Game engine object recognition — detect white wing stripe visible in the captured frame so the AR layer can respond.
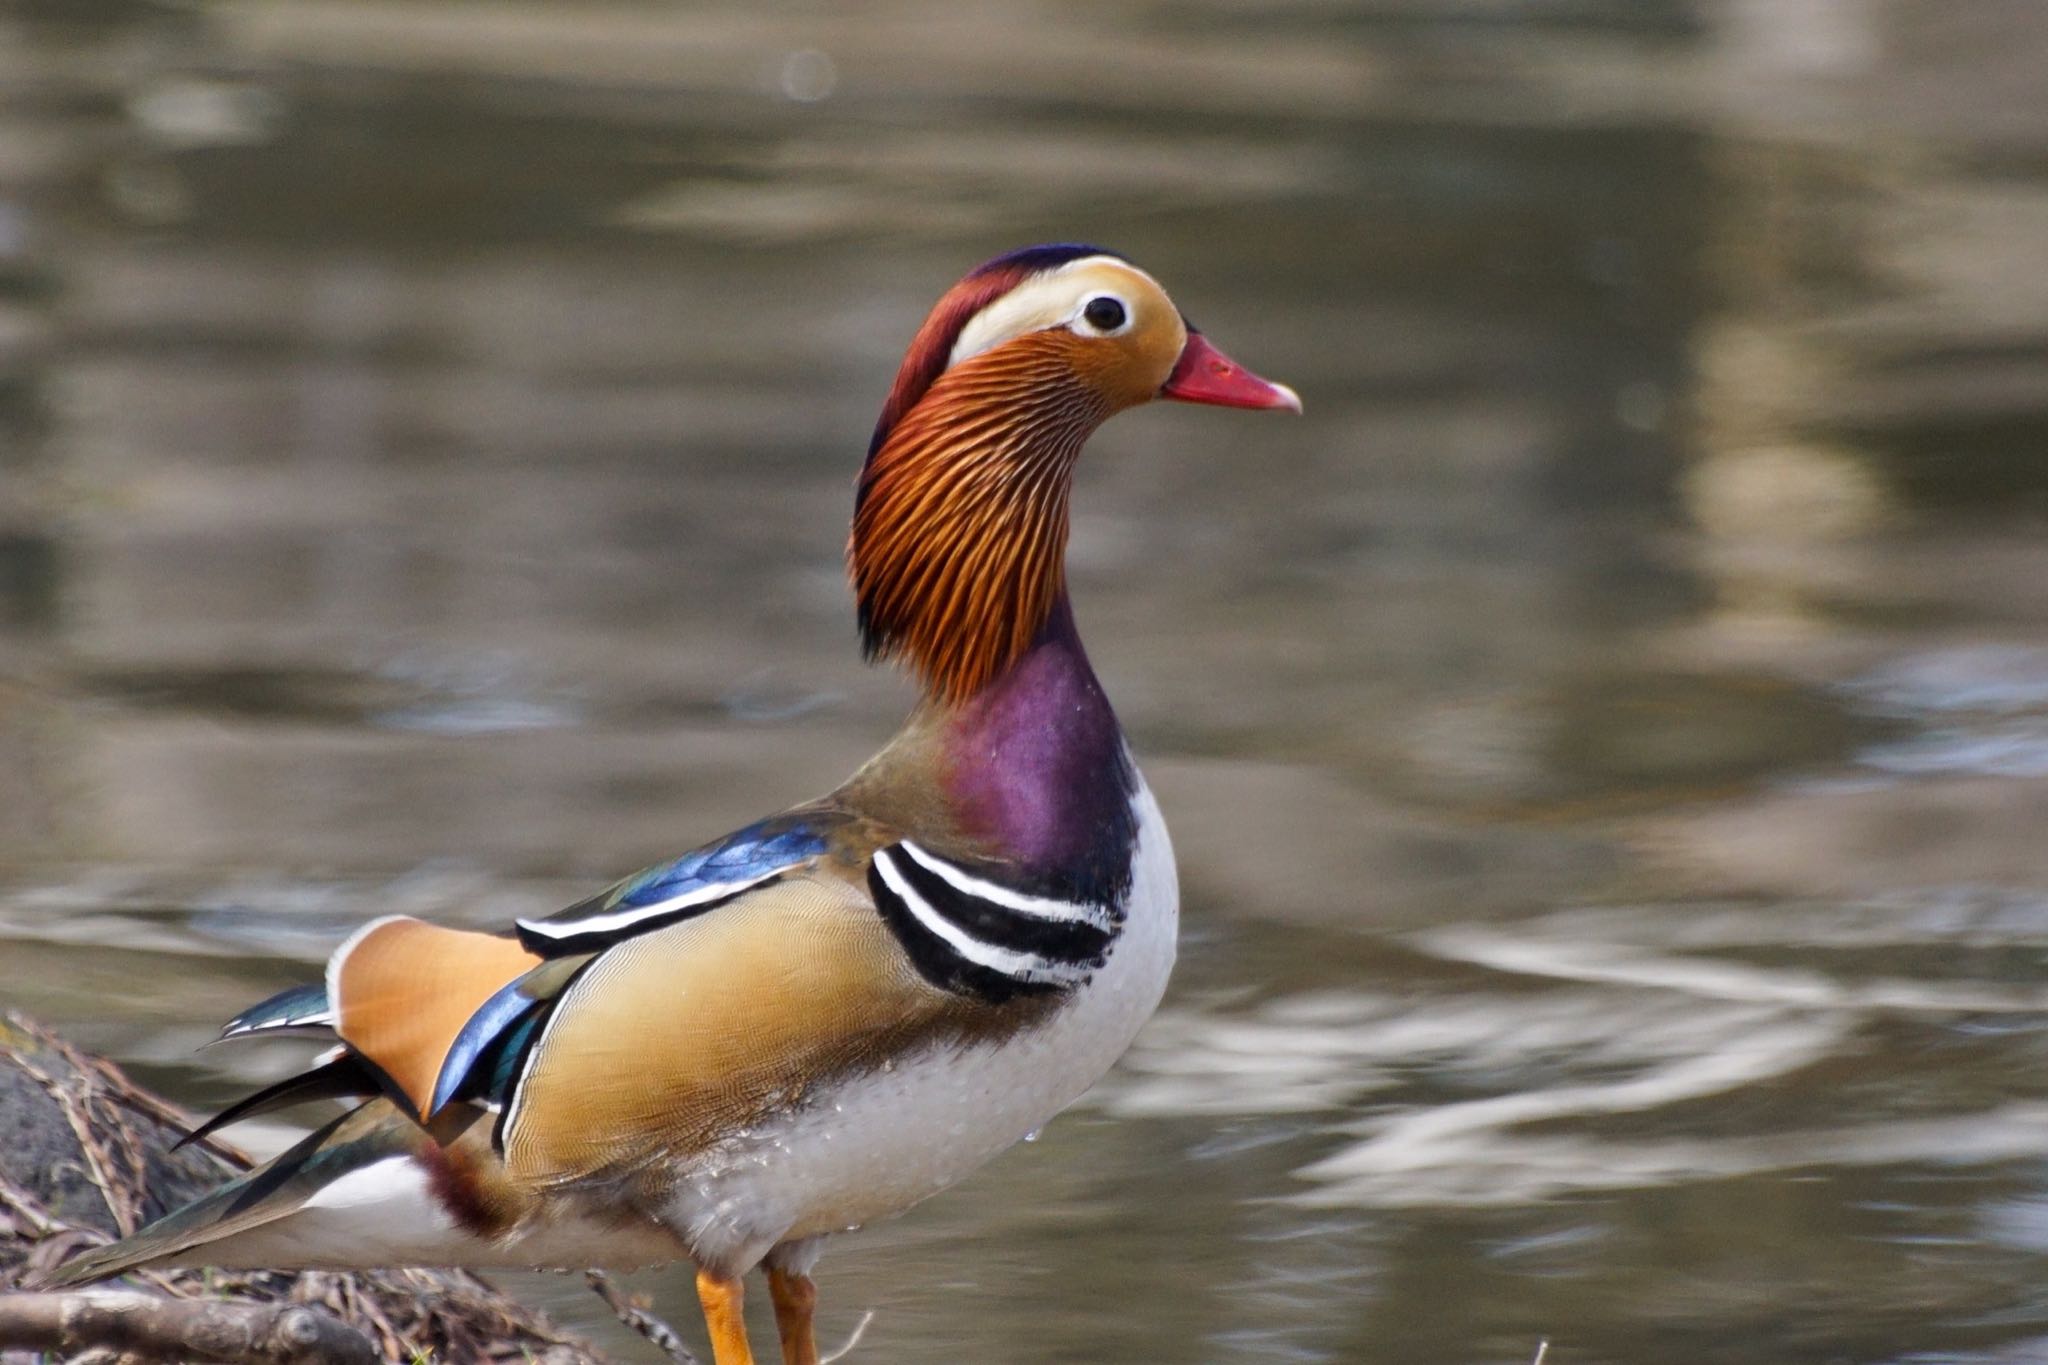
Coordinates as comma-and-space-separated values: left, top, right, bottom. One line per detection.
895, 841, 1118, 929
516, 869, 782, 942
873, 852, 1093, 984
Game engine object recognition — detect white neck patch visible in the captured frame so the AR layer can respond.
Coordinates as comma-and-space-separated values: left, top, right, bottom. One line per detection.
946, 256, 1165, 369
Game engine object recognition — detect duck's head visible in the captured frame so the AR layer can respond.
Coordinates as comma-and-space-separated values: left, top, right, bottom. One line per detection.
853, 243, 1298, 704
865, 244, 1299, 456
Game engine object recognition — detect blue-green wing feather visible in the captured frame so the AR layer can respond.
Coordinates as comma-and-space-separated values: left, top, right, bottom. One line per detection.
513, 815, 829, 954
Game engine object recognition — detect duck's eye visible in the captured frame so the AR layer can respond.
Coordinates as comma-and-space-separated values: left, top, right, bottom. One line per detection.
1081, 296, 1128, 332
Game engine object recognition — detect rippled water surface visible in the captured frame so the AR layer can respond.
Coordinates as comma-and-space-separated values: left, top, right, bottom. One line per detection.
7, 4, 2048, 1362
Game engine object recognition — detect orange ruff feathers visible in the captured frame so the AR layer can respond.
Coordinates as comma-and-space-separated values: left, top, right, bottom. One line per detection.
852, 333, 1105, 703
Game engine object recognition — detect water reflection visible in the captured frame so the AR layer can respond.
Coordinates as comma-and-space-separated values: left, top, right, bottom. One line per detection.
6, 3, 2048, 1362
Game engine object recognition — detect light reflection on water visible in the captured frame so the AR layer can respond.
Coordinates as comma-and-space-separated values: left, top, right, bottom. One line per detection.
6, 3, 2048, 1363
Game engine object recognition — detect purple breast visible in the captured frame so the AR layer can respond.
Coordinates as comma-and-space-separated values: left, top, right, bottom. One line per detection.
940, 601, 1137, 898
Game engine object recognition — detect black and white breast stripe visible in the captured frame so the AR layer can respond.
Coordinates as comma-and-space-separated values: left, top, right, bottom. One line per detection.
869, 841, 1121, 1005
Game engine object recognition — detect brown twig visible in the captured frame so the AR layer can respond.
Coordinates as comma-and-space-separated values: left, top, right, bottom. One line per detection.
0, 1166, 59, 1237
9, 1049, 143, 1237
0, 1288, 379, 1364
586, 1269, 700, 1364
85, 1050, 251, 1169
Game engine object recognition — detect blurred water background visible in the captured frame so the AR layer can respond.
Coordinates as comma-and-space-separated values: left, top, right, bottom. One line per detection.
6, 2, 2048, 1361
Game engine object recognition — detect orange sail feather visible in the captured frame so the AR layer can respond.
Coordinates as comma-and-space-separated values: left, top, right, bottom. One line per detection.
328, 917, 542, 1118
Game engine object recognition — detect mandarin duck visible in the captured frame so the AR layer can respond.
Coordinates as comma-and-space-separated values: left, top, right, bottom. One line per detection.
48, 244, 1299, 1364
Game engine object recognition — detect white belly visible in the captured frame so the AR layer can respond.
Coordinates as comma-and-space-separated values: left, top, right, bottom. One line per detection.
664, 774, 1178, 1274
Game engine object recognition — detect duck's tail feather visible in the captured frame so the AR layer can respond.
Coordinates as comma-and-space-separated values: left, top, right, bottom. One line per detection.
171, 1053, 380, 1153
216, 981, 336, 1041
41, 1099, 462, 1287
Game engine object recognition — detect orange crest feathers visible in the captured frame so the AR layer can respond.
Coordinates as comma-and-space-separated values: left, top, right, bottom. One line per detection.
869, 266, 1034, 461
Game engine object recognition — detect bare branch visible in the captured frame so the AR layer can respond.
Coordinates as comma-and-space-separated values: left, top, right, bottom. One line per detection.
586, 1269, 700, 1365
0, 1289, 378, 1364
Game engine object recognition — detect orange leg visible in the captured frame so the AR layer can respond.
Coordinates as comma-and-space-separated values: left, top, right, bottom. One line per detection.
767, 1266, 820, 1365
696, 1267, 757, 1365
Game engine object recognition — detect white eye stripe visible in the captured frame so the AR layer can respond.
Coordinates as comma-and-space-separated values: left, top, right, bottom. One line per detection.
946, 255, 1161, 367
